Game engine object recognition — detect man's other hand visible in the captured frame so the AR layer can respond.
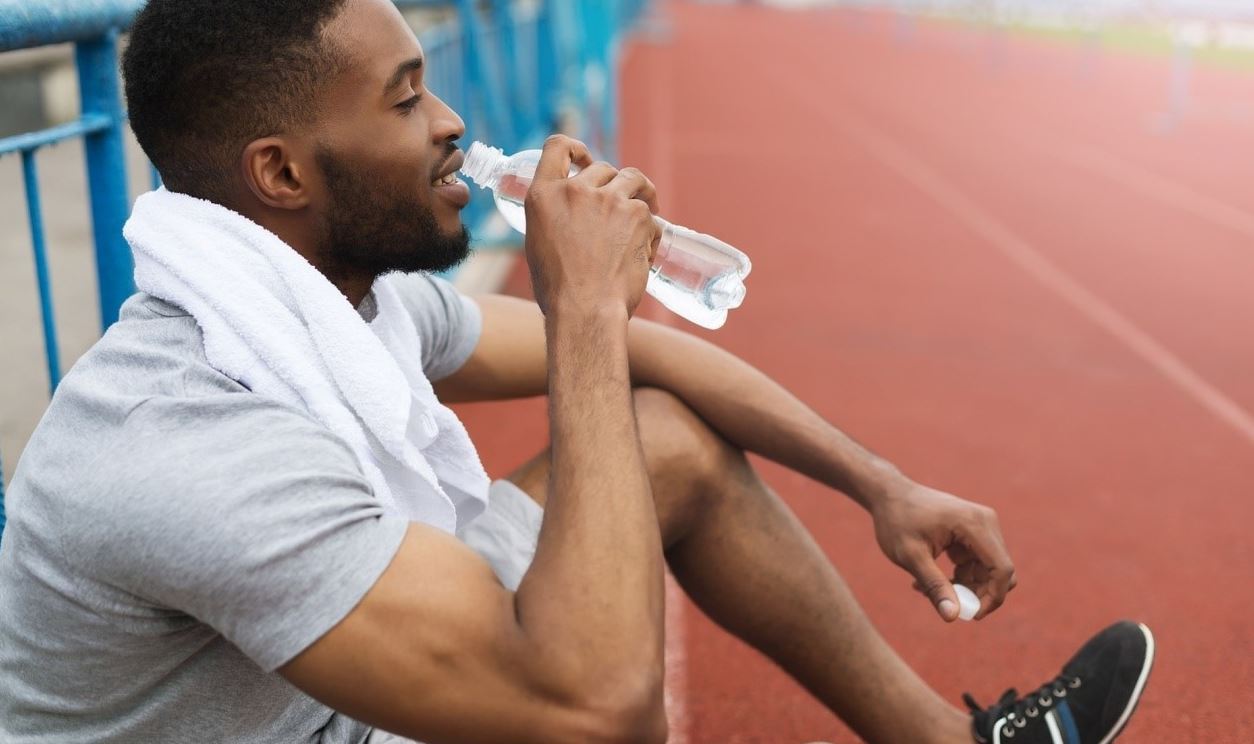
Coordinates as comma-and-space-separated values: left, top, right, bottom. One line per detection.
870, 482, 1018, 622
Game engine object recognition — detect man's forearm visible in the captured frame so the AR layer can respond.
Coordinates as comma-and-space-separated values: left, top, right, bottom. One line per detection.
628, 320, 909, 510
440, 294, 906, 509
513, 305, 665, 703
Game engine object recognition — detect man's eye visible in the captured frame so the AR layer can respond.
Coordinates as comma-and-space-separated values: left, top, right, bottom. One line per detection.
397, 94, 422, 113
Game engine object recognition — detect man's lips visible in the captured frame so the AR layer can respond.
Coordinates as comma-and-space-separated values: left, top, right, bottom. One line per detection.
433, 149, 465, 182
434, 180, 470, 208
430, 149, 470, 209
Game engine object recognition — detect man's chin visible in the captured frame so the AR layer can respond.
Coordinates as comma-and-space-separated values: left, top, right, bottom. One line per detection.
417, 227, 473, 274
437, 216, 466, 239
431, 249, 471, 275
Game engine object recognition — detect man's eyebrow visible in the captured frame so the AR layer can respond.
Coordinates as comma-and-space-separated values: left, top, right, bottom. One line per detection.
383, 57, 424, 95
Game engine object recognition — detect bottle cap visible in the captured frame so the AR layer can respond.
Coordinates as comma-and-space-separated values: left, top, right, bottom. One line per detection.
953, 584, 980, 621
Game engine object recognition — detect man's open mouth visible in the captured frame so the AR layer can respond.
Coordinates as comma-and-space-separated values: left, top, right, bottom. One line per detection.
431, 149, 466, 188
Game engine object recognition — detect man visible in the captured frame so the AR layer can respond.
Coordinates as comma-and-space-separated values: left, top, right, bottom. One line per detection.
0, 0, 1153, 742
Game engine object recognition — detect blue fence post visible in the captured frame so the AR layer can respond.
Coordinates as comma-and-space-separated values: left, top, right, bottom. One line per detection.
20, 151, 62, 396
536, 2, 560, 132
603, 0, 618, 163
548, 0, 578, 102
76, 30, 134, 331
574, 0, 612, 159
455, 0, 514, 150
490, 0, 526, 145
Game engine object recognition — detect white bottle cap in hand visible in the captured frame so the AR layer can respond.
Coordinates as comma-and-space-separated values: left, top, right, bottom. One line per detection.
953, 584, 980, 621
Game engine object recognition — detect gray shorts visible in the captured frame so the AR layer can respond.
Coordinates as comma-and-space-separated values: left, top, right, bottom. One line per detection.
366, 479, 544, 744
456, 478, 545, 591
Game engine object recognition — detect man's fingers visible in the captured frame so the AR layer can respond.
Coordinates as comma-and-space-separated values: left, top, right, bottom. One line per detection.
534, 134, 592, 182
605, 167, 662, 264
903, 547, 960, 622
605, 167, 660, 214
574, 161, 619, 187
958, 512, 1016, 618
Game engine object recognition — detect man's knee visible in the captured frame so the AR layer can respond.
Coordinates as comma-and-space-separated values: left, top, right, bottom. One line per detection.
631, 387, 744, 493
505, 387, 748, 515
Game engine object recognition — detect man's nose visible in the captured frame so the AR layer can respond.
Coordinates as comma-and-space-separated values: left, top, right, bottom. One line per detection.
430, 92, 465, 143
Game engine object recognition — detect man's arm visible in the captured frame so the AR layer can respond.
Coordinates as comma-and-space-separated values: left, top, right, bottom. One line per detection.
281, 136, 668, 742
282, 311, 663, 743
436, 294, 1016, 622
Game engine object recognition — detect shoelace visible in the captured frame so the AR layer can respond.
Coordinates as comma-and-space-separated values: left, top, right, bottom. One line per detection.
964, 673, 1084, 739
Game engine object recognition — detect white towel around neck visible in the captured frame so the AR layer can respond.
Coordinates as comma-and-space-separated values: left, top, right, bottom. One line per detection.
123, 187, 489, 533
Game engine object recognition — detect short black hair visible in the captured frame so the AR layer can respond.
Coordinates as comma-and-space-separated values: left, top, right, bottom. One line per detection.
123, 0, 350, 203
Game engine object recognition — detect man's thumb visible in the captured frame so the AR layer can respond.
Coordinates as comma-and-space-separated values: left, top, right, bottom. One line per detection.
909, 554, 959, 622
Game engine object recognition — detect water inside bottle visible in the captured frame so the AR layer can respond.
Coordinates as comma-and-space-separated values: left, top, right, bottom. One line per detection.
644, 223, 747, 329
646, 271, 729, 329
492, 174, 532, 233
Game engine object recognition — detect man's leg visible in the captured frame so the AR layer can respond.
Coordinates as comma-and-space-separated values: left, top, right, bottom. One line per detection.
504, 387, 971, 744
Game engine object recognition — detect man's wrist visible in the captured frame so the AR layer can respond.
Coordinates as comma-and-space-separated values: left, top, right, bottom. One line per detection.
545, 298, 630, 337
851, 457, 913, 513
544, 300, 631, 388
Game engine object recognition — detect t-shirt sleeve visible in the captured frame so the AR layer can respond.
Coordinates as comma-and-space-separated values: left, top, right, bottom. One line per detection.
64, 395, 410, 672
383, 271, 483, 382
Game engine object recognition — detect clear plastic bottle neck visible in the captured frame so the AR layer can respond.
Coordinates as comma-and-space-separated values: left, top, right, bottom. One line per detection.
461, 142, 507, 191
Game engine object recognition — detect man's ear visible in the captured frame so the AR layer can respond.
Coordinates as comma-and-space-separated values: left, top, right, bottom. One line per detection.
240, 137, 312, 210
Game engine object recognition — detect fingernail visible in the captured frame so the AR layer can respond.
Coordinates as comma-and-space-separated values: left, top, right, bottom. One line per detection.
939, 599, 957, 618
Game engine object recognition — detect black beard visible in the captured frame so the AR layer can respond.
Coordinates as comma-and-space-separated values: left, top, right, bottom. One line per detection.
315, 146, 471, 280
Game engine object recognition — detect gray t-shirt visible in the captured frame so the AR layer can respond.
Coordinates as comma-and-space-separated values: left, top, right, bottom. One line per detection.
0, 272, 482, 743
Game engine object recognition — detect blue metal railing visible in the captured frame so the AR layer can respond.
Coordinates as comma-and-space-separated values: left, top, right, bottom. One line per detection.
0, 0, 651, 542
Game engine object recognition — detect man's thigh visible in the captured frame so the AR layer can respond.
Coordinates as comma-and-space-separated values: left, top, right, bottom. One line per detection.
502, 448, 550, 507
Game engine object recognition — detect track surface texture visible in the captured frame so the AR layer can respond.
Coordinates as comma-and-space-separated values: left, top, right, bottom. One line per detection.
453, 4, 1254, 742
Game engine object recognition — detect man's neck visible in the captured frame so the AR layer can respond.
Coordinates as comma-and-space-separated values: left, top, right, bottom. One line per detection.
323, 272, 375, 309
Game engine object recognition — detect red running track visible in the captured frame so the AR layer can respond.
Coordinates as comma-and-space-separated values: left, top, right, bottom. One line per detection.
454, 4, 1254, 741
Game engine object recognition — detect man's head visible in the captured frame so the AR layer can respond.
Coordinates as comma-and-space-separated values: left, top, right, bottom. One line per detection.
123, 0, 473, 293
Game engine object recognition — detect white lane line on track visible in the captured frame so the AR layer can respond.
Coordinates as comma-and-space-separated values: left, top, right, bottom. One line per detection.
1064, 145, 1254, 241
831, 113, 1254, 448
663, 573, 689, 744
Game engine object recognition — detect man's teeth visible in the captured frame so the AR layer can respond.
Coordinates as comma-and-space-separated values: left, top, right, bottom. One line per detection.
433, 172, 459, 187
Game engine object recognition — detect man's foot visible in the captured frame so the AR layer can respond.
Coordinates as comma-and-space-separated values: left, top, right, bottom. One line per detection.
965, 621, 1155, 744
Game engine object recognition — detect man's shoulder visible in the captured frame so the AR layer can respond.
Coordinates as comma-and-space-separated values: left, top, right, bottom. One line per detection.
78, 292, 241, 394
13, 293, 363, 522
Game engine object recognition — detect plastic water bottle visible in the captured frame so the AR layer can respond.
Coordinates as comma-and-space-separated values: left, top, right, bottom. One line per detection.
460, 141, 751, 330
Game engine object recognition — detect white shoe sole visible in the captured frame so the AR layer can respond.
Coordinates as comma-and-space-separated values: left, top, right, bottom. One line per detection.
1096, 622, 1155, 744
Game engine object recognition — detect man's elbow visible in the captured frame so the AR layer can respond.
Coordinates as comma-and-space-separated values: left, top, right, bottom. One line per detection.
581, 672, 668, 744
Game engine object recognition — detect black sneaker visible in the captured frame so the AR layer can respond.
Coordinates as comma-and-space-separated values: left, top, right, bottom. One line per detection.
966, 621, 1155, 744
